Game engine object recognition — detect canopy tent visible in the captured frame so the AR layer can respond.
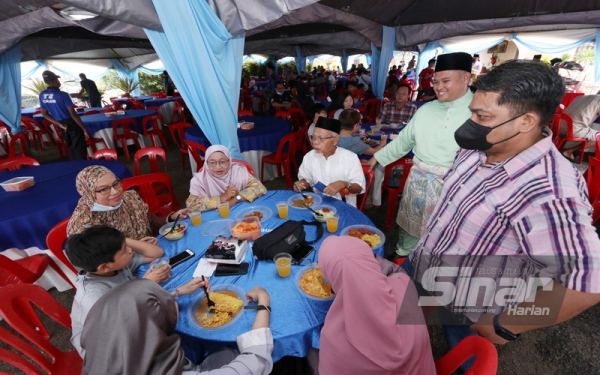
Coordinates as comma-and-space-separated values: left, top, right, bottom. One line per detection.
3, 0, 600, 145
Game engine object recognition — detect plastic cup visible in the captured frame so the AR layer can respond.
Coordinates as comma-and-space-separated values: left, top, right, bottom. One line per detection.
375, 119, 382, 126
218, 203, 230, 218
274, 253, 292, 277
150, 258, 170, 281
276, 202, 289, 219
359, 128, 366, 135
190, 211, 202, 226
326, 216, 339, 233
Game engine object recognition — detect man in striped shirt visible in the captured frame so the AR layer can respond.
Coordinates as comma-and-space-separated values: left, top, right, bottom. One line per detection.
405, 60, 600, 356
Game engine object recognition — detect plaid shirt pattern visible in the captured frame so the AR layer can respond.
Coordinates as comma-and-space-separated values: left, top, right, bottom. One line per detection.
376, 101, 418, 124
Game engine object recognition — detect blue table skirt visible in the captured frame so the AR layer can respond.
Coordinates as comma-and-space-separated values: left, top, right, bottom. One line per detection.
185, 116, 291, 154
0, 160, 131, 250
144, 98, 177, 107
137, 190, 382, 363
81, 109, 157, 135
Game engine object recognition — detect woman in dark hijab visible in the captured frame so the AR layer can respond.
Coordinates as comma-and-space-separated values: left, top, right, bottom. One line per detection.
81, 279, 273, 375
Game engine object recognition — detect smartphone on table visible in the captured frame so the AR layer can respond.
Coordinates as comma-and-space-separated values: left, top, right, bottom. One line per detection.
169, 249, 195, 268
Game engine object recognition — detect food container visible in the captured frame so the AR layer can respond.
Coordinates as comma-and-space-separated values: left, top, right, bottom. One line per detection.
370, 125, 381, 134
159, 221, 188, 241
295, 264, 335, 301
340, 224, 386, 252
188, 284, 246, 331
116, 110, 125, 115
104, 112, 117, 117
240, 122, 254, 130
201, 219, 234, 236
1, 176, 35, 192
310, 204, 337, 222
231, 216, 261, 241
234, 205, 273, 222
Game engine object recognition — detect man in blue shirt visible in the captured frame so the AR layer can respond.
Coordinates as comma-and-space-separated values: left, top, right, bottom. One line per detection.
39, 70, 89, 160
162, 71, 174, 96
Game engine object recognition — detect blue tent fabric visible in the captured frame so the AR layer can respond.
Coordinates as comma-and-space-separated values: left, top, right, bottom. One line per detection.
341, 49, 348, 73
512, 32, 595, 54
370, 26, 395, 99
307, 56, 315, 66
295, 46, 306, 74
145, 0, 243, 159
414, 40, 440, 88
365, 54, 372, 66
110, 59, 141, 96
21, 59, 48, 80
0, 43, 22, 134
137, 65, 164, 75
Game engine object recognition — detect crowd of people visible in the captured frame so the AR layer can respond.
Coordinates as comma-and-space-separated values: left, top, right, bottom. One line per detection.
49, 50, 600, 374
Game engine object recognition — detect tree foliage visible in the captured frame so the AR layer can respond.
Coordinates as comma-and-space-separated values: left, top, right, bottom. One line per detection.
139, 72, 165, 95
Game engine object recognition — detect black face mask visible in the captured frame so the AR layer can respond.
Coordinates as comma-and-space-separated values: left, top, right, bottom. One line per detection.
454, 114, 525, 151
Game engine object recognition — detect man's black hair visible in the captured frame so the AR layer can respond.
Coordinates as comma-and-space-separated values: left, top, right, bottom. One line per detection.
474, 60, 565, 126
397, 83, 412, 95
275, 81, 284, 87
79, 73, 86, 79
309, 103, 327, 119
347, 81, 357, 88
66, 226, 126, 272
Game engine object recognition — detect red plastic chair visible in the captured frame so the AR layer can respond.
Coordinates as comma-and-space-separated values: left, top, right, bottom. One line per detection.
134, 147, 167, 176
233, 159, 255, 176
82, 110, 99, 116
142, 114, 170, 150
92, 149, 118, 161
122, 173, 180, 216
0, 283, 82, 374
169, 122, 192, 170
288, 108, 308, 132
328, 109, 337, 118
0, 254, 75, 290
46, 217, 78, 275
100, 108, 116, 113
0, 156, 40, 172
362, 98, 382, 123
112, 118, 142, 160
595, 133, 600, 159
0, 121, 12, 152
275, 111, 292, 120
261, 132, 297, 189
21, 116, 49, 151
43, 120, 69, 159
171, 105, 186, 124
238, 110, 254, 117
127, 99, 145, 109
435, 336, 498, 375
382, 158, 413, 228
587, 156, 600, 224
9, 131, 30, 157
356, 164, 375, 212
553, 112, 587, 164
86, 137, 109, 159
184, 139, 207, 172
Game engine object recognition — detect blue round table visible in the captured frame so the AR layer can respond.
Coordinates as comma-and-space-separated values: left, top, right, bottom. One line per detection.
185, 116, 290, 154
112, 96, 156, 103
80, 109, 156, 135
137, 190, 383, 363
144, 98, 177, 107
32, 107, 105, 125
0, 160, 131, 251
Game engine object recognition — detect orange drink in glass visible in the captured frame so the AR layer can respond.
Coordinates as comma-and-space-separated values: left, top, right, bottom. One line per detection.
276, 202, 289, 219
274, 253, 292, 277
326, 216, 339, 233
218, 203, 230, 218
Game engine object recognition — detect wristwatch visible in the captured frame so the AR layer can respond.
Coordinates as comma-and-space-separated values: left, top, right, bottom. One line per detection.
236, 195, 242, 202
346, 182, 352, 191
493, 314, 519, 341
256, 305, 271, 313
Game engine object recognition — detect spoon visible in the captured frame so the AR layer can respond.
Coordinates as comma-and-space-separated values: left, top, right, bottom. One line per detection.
201, 275, 216, 314
302, 203, 323, 217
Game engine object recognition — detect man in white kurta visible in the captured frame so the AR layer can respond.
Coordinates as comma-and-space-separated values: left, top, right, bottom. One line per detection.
297, 117, 366, 207
368, 52, 474, 257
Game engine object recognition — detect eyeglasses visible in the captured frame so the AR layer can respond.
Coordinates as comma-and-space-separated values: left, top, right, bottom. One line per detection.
207, 160, 230, 168
95, 179, 122, 195
310, 135, 335, 143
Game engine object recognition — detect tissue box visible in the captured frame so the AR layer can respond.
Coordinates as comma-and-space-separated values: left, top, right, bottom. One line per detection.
205, 236, 248, 264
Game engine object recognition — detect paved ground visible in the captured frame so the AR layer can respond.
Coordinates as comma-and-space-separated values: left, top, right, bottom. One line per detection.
2, 137, 599, 374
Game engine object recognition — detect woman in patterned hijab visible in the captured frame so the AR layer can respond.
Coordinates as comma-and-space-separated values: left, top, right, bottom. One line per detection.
67, 165, 187, 241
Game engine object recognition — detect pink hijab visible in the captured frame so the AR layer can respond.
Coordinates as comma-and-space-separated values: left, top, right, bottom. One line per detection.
318, 236, 436, 375
189, 145, 249, 197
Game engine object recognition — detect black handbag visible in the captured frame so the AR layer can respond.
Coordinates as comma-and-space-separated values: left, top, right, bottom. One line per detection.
252, 220, 323, 260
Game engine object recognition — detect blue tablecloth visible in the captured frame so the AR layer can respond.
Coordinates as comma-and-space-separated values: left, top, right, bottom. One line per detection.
0, 160, 131, 250
113, 96, 156, 103
137, 190, 382, 363
185, 116, 291, 154
32, 107, 105, 125
80, 109, 156, 135
357, 123, 414, 160
144, 98, 177, 107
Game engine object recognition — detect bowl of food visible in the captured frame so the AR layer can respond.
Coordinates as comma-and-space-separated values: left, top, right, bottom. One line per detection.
116, 110, 125, 115
159, 222, 188, 241
231, 216, 261, 241
340, 224, 385, 251
295, 264, 335, 301
287, 193, 322, 209
188, 284, 246, 330
311, 204, 337, 222
234, 206, 273, 222
240, 122, 254, 130
104, 112, 117, 117
1, 176, 35, 192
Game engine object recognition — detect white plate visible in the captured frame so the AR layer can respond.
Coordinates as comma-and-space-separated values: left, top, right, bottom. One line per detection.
287, 193, 322, 209
340, 224, 386, 250
234, 205, 273, 222
187, 284, 246, 330
295, 264, 335, 301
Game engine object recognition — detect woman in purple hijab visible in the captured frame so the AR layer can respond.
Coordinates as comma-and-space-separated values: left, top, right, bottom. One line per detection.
186, 145, 267, 211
